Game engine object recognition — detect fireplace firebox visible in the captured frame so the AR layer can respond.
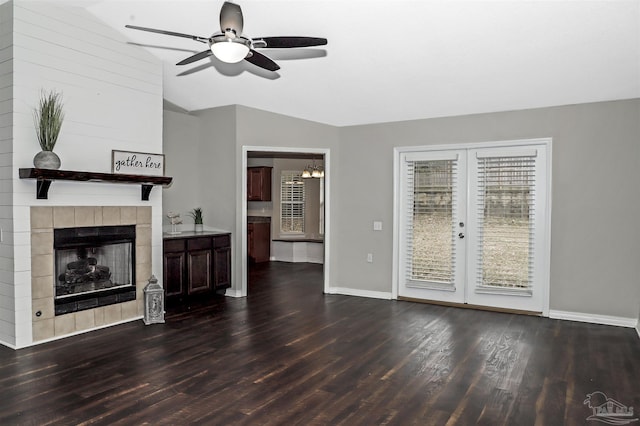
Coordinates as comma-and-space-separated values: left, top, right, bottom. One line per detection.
53, 225, 136, 315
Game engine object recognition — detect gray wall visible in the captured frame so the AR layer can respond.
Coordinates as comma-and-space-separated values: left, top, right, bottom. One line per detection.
163, 106, 238, 234
335, 99, 640, 319
235, 106, 340, 290
163, 105, 339, 295
193, 106, 238, 236
162, 110, 200, 226
163, 99, 640, 320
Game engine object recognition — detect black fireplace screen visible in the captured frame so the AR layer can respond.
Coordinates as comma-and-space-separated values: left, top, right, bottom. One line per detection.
54, 225, 136, 315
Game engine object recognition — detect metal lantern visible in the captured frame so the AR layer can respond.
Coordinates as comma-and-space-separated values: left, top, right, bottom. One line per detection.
143, 275, 165, 325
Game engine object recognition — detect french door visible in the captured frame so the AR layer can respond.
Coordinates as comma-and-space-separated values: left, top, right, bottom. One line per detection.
397, 140, 550, 313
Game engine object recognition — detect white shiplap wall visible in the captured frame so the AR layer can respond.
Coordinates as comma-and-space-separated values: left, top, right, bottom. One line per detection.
4, 1, 163, 348
0, 1, 15, 346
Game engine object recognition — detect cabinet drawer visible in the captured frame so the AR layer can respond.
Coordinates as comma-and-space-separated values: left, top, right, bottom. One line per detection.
164, 239, 185, 252
213, 234, 231, 248
188, 237, 212, 251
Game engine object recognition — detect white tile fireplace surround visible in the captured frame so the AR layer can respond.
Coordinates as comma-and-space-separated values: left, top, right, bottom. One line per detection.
30, 206, 152, 343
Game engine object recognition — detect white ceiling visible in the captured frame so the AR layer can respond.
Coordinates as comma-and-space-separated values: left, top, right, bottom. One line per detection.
87, 0, 640, 127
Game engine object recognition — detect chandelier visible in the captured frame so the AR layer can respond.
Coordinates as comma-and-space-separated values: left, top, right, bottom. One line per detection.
302, 161, 324, 178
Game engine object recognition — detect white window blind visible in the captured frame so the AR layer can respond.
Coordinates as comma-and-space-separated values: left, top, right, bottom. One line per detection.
475, 154, 536, 292
405, 159, 458, 285
281, 171, 305, 234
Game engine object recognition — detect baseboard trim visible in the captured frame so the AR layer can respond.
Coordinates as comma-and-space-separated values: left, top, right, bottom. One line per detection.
0, 340, 18, 350
636, 320, 640, 339
549, 310, 637, 328
224, 289, 243, 298
327, 287, 392, 300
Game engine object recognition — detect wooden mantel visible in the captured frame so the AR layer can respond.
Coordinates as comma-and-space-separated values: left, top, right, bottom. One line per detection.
19, 168, 173, 201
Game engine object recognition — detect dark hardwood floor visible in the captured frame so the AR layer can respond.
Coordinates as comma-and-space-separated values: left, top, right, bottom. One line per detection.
1, 262, 638, 425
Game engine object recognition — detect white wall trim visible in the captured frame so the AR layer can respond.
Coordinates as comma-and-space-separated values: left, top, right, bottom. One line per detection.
0, 341, 18, 350
549, 310, 638, 328
394, 137, 553, 154
636, 318, 639, 339
327, 287, 392, 300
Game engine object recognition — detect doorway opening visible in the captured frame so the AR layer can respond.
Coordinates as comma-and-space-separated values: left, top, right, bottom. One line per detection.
242, 147, 330, 297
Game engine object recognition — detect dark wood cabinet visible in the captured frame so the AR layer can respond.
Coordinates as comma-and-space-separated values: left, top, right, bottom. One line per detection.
163, 238, 187, 298
163, 251, 186, 297
187, 252, 211, 294
247, 167, 272, 201
248, 221, 270, 263
213, 236, 232, 288
163, 233, 231, 306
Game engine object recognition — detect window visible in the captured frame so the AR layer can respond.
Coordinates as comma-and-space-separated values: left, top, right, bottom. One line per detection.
281, 171, 305, 234
474, 153, 536, 291
406, 158, 458, 285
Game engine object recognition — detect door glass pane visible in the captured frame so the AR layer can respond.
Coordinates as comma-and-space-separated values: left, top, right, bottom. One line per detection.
409, 160, 456, 284
477, 156, 535, 289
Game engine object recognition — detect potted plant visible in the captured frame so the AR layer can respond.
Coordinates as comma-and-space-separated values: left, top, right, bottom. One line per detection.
33, 90, 64, 169
189, 207, 203, 232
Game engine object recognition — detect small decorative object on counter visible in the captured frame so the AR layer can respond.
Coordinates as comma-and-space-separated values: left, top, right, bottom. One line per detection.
189, 207, 204, 232
33, 89, 64, 169
167, 211, 182, 234
143, 275, 165, 325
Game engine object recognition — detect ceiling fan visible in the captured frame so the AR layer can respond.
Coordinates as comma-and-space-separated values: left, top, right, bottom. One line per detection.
125, 1, 327, 72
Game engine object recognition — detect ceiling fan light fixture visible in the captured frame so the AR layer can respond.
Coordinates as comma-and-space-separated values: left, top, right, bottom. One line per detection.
125, 0, 327, 72
210, 39, 250, 63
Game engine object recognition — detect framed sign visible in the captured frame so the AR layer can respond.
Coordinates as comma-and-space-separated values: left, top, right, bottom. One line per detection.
112, 150, 165, 176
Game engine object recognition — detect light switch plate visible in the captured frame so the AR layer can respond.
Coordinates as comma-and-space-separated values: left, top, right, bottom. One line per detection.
373, 221, 382, 231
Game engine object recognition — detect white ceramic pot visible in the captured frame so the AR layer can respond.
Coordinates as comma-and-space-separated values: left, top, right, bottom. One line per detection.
33, 150, 61, 169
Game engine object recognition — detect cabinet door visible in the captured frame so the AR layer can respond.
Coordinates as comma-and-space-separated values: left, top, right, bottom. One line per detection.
248, 223, 254, 257
187, 250, 212, 294
251, 222, 270, 263
164, 251, 186, 297
247, 167, 272, 201
247, 168, 263, 201
213, 246, 231, 289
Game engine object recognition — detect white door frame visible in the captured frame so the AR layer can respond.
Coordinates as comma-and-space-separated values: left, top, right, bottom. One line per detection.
392, 138, 552, 316
240, 146, 331, 297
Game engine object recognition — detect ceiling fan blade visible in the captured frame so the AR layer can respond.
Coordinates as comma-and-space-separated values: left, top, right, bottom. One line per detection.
256, 37, 328, 48
125, 25, 209, 43
176, 49, 213, 66
220, 1, 244, 35
245, 50, 280, 72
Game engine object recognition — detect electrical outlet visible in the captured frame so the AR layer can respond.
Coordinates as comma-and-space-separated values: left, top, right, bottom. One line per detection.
367, 253, 373, 263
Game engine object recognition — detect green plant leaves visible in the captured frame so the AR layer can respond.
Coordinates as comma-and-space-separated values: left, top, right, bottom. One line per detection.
33, 90, 64, 151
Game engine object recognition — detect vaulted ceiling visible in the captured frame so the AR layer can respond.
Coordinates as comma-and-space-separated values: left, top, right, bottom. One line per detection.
88, 0, 640, 127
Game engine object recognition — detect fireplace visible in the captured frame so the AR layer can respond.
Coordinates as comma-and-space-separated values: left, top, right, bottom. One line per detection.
54, 225, 136, 315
